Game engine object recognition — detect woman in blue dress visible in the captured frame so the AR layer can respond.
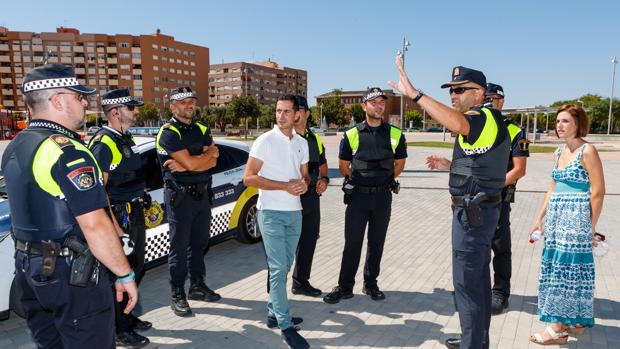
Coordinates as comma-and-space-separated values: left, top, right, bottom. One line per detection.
531, 104, 606, 345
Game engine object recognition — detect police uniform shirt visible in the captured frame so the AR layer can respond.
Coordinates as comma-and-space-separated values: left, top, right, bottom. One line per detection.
89, 126, 145, 202
449, 106, 508, 196
157, 117, 213, 184
506, 120, 530, 172
301, 128, 327, 185
339, 122, 407, 186
14, 120, 107, 217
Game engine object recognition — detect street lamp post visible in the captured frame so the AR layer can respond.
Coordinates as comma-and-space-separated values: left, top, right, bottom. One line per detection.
397, 37, 410, 129
608, 56, 618, 135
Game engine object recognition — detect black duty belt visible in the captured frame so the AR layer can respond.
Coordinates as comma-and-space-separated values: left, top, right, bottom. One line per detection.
452, 193, 502, 207
353, 184, 391, 194
15, 240, 72, 257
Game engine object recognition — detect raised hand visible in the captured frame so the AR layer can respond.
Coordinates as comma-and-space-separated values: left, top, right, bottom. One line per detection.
388, 54, 418, 99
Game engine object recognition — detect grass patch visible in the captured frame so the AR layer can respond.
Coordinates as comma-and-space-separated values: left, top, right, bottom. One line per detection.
408, 141, 557, 153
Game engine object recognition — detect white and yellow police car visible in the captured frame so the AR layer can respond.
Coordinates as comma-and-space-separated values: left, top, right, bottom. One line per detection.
0, 136, 260, 320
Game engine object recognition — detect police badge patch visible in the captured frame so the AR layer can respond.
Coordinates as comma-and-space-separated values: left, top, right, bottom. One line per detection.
67, 166, 97, 191
519, 139, 530, 151
122, 145, 132, 158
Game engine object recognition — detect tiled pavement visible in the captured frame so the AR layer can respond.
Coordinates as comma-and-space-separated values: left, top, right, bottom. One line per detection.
1, 139, 619, 349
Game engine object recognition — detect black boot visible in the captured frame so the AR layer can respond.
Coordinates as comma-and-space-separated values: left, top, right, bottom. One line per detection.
188, 277, 221, 302
171, 285, 192, 317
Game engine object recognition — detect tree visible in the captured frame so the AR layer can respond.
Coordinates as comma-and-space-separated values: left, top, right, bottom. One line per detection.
349, 104, 365, 124
321, 89, 346, 127
549, 94, 620, 133
310, 106, 321, 126
137, 102, 161, 126
405, 109, 423, 128
227, 95, 260, 128
259, 103, 276, 129
205, 106, 229, 132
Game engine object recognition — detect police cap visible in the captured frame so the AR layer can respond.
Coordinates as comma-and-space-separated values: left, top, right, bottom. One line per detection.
101, 88, 144, 107
363, 87, 388, 103
485, 83, 504, 99
440, 66, 487, 89
22, 64, 97, 95
170, 87, 197, 101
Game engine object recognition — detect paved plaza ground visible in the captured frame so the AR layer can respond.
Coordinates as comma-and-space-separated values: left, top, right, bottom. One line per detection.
1, 134, 619, 348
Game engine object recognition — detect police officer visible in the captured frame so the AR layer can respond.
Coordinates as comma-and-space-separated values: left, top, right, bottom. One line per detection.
156, 86, 220, 317
291, 95, 328, 297
390, 58, 509, 349
1, 64, 138, 347
89, 88, 151, 347
426, 84, 529, 317
484, 83, 529, 315
323, 87, 407, 304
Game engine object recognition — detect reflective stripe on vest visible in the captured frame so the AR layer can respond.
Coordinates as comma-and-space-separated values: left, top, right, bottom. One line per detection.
156, 122, 209, 155
457, 108, 498, 155
346, 125, 402, 154
315, 133, 324, 155
507, 123, 522, 142
32, 138, 102, 198
99, 134, 123, 170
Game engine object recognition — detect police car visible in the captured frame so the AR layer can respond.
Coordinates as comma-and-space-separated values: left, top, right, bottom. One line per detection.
0, 136, 260, 320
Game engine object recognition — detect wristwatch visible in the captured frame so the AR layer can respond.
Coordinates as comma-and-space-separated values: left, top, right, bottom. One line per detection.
412, 89, 424, 103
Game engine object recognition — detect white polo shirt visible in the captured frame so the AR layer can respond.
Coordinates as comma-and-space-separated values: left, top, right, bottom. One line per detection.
249, 126, 309, 211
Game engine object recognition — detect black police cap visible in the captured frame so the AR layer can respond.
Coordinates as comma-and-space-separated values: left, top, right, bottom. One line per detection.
22, 64, 97, 95
440, 66, 487, 89
363, 87, 388, 102
295, 95, 309, 110
102, 88, 144, 106
485, 83, 505, 98
170, 87, 197, 101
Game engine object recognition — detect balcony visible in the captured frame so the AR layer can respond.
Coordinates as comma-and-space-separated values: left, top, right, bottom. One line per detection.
74, 57, 85, 63
0, 56, 9, 62
131, 47, 141, 53
23, 56, 31, 63
60, 57, 72, 64
32, 45, 43, 51
0, 67, 12, 73
131, 59, 141, 65
47, 57, 59, 63
60, 46, 71, 52
97, 47, 105, 53
88, 69, 96, 74
107, 58, 117, 64
75, 68, 86, 74
99, 79, 107, 85
108, 68, 118, 74
2, 89, 13, 95
133, 79, 142, 85
0, 44, 8, 51
73, 46, 84, 53
2, 100, 14, 107
1, 78, 12, 84
15, 78, 23, 84
108, 79, 118, 85
132, 69, 142, 74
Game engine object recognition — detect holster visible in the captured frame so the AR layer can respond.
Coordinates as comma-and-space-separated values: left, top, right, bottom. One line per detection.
63, 236, 96, 288
390, 180, 400, 194
41, 240, 61, 277
503, 184, 516, 203
342, 177, 354, 205
464, 192, 488, 229
166, 180, 186, 208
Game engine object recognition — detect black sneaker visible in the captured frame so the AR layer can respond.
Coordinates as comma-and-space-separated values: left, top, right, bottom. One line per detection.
281, 326, 310, 349
491, 292, 509, 315
116, 330, 150, 348
188, 278, 221, 302
362, 285, 386, 301
323, 286, 353, 304
445, 337, 461, 349
171, 287, 192, 317
267, 315, 304, 329
292, 283, 322, 297
129, 314, 152, 332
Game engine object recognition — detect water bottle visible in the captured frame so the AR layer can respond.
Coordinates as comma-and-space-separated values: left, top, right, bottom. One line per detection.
529, 229, 542, 244
593, 232, 609, 258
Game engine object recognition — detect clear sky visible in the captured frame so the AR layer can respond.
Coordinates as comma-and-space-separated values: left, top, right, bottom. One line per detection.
2, 0, 618, 108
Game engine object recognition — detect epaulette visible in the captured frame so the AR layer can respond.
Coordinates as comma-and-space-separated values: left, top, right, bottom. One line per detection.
49, 134, 74, 150
465, 110, 481, 116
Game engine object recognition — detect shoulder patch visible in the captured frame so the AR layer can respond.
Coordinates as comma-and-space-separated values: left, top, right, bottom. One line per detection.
67, 166, 97, 191
518, 139, 530, 151
465, 110, 481, 115
50, 134, 74, 149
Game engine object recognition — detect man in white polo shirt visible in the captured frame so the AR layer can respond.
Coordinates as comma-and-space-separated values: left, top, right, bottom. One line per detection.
243, 94, 310, 349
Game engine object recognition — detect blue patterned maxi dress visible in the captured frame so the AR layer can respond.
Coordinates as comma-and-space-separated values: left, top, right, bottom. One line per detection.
537, 144, 595, 327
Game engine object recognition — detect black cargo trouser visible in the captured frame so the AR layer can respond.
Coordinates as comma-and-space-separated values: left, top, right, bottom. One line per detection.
338, 190, 392, 291
15, 250, 115, 348
292, 190, 321, 288
491, 201, 512, 298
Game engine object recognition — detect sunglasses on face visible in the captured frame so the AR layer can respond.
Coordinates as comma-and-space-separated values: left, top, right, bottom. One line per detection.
449, 87, 480, 95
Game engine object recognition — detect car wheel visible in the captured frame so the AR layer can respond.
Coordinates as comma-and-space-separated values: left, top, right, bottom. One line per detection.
9, 278, 26, 319
236, 196, 261, 244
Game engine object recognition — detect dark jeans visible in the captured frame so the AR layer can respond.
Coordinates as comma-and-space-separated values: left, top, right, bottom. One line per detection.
15, 251, 115, 348
165, 188, 212, 289
338, 191, 392, 291
292, 190, 321, 288
492, 202, 512, 298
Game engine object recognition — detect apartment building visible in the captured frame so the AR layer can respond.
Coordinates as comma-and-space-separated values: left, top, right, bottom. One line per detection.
0, 26, 209, 113
208, 60, 307, 106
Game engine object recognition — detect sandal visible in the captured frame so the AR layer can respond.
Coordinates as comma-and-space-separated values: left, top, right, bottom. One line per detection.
566, 325, 586, 335
530, 326, 569, 345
